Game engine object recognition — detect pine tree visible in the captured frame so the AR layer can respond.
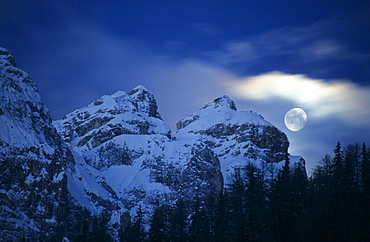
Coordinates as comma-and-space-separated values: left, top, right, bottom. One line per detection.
187, 199, 211, 241
270, 156, 293, 241
169, 200, 187, 242
361, 143, 370, 198
360, 143, 370, 240
149, 204, 171, 242
213, 189, 231, 241
343, 143, 364, 240
331, 142, 345, 240
332, 142, 344, 191
290, 160, 309, 241
121, 205, 146, 241
226, 168, 247, 240
308, 154, 334, 241
279, 156, 293, 240
244, 163, 266, 241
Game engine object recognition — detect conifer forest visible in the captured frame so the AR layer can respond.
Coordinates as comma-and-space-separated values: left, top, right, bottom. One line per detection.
118, 142, 370, 242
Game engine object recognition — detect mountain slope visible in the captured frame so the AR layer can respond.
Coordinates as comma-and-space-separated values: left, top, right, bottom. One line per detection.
0, 47, 74, 240
55, 85, 302, 231
54, 87, 224, 224
176, 95, 290, 182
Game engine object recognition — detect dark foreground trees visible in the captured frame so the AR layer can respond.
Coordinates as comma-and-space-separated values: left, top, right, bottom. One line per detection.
309, 142, 370, 241
121, 142, 370, 241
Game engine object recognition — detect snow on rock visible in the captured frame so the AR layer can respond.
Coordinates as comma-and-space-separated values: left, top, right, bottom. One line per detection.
55, 86, 224, 224
53, 85, 171, 155
0, 48, 53, 148
128, 85, 163, 119
1, 47, 307, 241
0, 47, 75, 241
176, 95, 272, 131
54, 87, 304, 237
176, 95, 291, 183
55, 86, 304, 224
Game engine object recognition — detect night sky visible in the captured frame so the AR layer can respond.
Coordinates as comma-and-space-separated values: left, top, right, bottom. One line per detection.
1, 0, 370, 172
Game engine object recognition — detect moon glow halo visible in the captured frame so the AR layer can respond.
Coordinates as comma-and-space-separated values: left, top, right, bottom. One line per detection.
284, 108, 308, 131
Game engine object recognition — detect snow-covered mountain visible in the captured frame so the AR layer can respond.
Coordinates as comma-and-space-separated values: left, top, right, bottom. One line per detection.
53, 86, 224, 236
53, 86, 299, 235
176, 95, 290, 179
0, 47, 74, 240
0, 47, 306, 241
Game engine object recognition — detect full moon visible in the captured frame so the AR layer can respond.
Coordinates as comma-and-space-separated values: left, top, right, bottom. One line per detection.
284, 108, 308, 131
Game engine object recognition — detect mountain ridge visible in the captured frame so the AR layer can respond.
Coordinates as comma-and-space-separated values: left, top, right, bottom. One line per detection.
0, 47, 306, 241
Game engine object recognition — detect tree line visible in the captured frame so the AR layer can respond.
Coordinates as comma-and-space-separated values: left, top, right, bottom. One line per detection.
117, 142, 370, 241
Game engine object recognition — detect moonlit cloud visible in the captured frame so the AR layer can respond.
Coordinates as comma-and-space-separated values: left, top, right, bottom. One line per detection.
300, 39, 345, 60
229, 71, 370, 125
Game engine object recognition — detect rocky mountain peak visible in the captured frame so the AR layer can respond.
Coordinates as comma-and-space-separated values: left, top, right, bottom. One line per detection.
176, 96, 290, 178
128, 85, 162, 119
176, 95, 271, 132
0, 47, 54, 148
0, 47, 16, 67
54, 86, 170, 154
201, 95, 237, 111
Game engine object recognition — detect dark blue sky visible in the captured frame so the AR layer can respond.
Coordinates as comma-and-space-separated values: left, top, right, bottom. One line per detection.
1, 0, 369, 172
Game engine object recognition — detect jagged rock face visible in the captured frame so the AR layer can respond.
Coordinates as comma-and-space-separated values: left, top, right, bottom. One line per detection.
128, 85, 162, 119
53, 86, 172, 173
0, 47, 74, 241
54, 86, 171, 153
0, 48, 127, 241
54, 86, 224, 230
49, 86, 223, 240
138, 139, 223, 207
176, 95, 290, 180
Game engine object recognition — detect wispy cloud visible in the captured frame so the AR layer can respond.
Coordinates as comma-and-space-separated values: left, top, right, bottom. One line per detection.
300, 39, 345, 60
203, 19, 368, 75
229, 71, 370, 125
